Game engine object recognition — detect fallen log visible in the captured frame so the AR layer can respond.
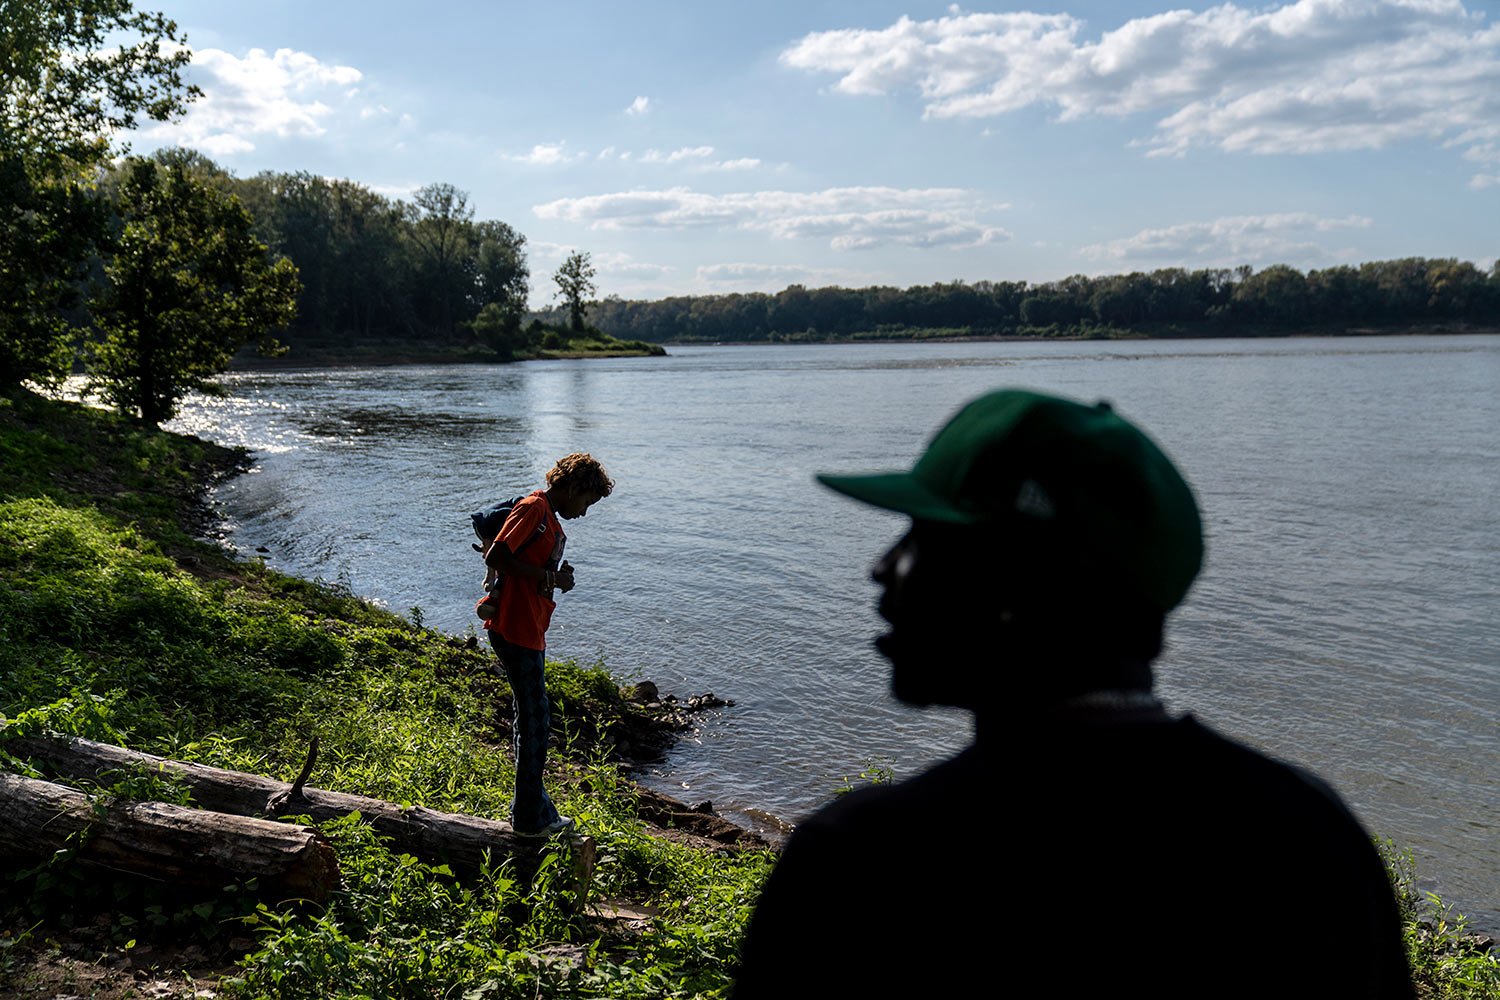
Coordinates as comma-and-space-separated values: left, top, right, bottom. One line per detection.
8, 733, 594, 888
0, 773, 339, 901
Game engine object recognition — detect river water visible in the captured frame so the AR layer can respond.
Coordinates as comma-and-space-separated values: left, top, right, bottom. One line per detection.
168, 334, 1500, 930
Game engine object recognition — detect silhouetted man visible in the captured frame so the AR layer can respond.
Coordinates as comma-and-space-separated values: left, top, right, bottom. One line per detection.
734, 388, 1412, 999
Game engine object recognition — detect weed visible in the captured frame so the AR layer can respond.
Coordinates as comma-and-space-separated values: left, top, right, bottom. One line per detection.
833, 756, 895, 797
1379, 839, 1500, 999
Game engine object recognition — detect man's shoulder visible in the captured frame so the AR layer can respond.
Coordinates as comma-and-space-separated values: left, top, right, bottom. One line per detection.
795, 717, 1368, 841
1169, 715, 1362, 812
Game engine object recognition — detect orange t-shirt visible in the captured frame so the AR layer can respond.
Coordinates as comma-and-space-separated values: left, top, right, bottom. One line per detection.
483, 491, 565, 650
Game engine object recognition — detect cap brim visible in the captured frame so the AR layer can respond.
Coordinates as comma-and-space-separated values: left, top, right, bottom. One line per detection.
815, 472, 978, 523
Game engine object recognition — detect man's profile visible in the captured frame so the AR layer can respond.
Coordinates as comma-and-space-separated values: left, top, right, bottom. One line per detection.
733, 388, 1412, 998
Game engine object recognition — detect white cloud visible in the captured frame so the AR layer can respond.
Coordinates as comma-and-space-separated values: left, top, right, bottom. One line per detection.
365, 181, 421, 201
142, 46, 364, 155
528, 243, 671, 278
782, 1, 1500, 182
640, 146, 716, 163
533, 186, 1009, 251
505, 142, 583, 166
529, 240, 574, 264
625, 95, 652, 116
696, 262, 878, 290
1078, 212, 1374, 267
527, 142, 758, 170
1461, 137, 1500, 187
697, 263, 812, 282
626, 146, 762, 170
593, 251, 675, 278
524, 243, 673, 299
196, 133, 256, 157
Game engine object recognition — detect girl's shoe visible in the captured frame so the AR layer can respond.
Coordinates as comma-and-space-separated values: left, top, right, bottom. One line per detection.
516, 815, 574, 837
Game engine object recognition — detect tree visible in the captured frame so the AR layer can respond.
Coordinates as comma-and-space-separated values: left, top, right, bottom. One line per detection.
406, 182, 474, 337
465, 222, 530, 359
234, 169, 410, 342
553, 251, 597, 331
1231, 264, 1308, 325
0, 158, 100, 386
1, 0, 198, 390
472, 220, 529, 315
88, 158, 300, 428
469, 301, 530, 360
1, 1, 197, 167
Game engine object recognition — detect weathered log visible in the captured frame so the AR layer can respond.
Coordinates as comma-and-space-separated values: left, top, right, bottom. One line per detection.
0, 772, 339, 901
8, 733, 595, 888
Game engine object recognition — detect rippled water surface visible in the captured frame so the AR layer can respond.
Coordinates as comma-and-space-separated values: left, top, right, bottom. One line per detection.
171, 335, 1500, 929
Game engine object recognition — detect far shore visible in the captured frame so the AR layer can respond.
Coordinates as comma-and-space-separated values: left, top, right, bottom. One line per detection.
229, 322, 1499, 370
228, 343, 666, 370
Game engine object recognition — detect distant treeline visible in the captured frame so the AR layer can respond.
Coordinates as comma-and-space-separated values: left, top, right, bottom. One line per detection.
180, 152, 1498, 347
529, 259, 1500, 343
171, 152, 529, 349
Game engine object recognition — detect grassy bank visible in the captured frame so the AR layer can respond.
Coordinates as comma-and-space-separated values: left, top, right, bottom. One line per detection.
0, 389, 769, 998
0, 389, 1495, 998
230, 328, 666, 370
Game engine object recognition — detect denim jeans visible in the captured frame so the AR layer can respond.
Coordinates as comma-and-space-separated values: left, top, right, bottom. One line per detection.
490, 634, 562, 834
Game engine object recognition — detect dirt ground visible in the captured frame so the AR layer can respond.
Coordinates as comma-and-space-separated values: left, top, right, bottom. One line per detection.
1, 936, 233, 1000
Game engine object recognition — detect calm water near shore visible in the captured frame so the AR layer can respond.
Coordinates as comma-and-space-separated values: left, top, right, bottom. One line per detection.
170, 334, 1500, 930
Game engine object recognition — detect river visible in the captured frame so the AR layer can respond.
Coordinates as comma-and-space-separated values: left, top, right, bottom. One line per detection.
168, 333, 1500, 931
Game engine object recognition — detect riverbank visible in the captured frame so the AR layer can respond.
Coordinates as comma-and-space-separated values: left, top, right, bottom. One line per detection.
229, 329, 666, 370
226, 323, 1500, 369
0, 389, 771, 998
1, 388, 1495, 998
686, 319, 1500, 345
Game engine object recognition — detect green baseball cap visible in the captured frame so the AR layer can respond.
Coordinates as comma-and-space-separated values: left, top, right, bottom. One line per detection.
816, 388, 1203, 611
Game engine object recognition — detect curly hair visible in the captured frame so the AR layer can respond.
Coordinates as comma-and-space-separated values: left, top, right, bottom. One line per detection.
546, 452, 614, 498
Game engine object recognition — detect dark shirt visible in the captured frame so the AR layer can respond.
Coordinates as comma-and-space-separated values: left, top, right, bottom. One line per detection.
734, 714, 1413, 999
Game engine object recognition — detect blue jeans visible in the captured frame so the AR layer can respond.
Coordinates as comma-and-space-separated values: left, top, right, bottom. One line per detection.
490, 634, 563, 834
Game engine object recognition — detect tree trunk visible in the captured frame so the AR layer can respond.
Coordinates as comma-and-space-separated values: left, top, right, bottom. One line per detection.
8, 734, 594, 887
0, 772, 339, 900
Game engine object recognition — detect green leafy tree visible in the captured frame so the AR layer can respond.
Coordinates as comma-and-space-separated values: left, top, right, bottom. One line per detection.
472, 219, 528, 313
0, 159, 100, 386
325, 178, 407, 339
464, 220, 530, 357
1, 0, 198, 389
469, 301, 529, 360
234, 169, 411, 342
553, 250, 596, 331
88, 158, 299, 427
406, 182, 474, 337
1232, 264, 1309, 325
1, 0, 197, 167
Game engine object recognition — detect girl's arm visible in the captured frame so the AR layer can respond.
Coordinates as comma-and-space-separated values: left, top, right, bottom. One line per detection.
485, 539, 569, 590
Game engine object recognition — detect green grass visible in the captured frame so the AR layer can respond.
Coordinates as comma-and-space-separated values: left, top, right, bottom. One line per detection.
1379, 841, 1500, 999
527, 324, 668, 360
0, 388, 771, 998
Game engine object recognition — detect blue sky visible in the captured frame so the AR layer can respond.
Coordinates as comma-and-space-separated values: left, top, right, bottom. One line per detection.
132, 0, 1499, 302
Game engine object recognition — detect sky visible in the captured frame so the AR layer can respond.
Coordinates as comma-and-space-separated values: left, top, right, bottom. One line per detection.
129, 0, 1500, 302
